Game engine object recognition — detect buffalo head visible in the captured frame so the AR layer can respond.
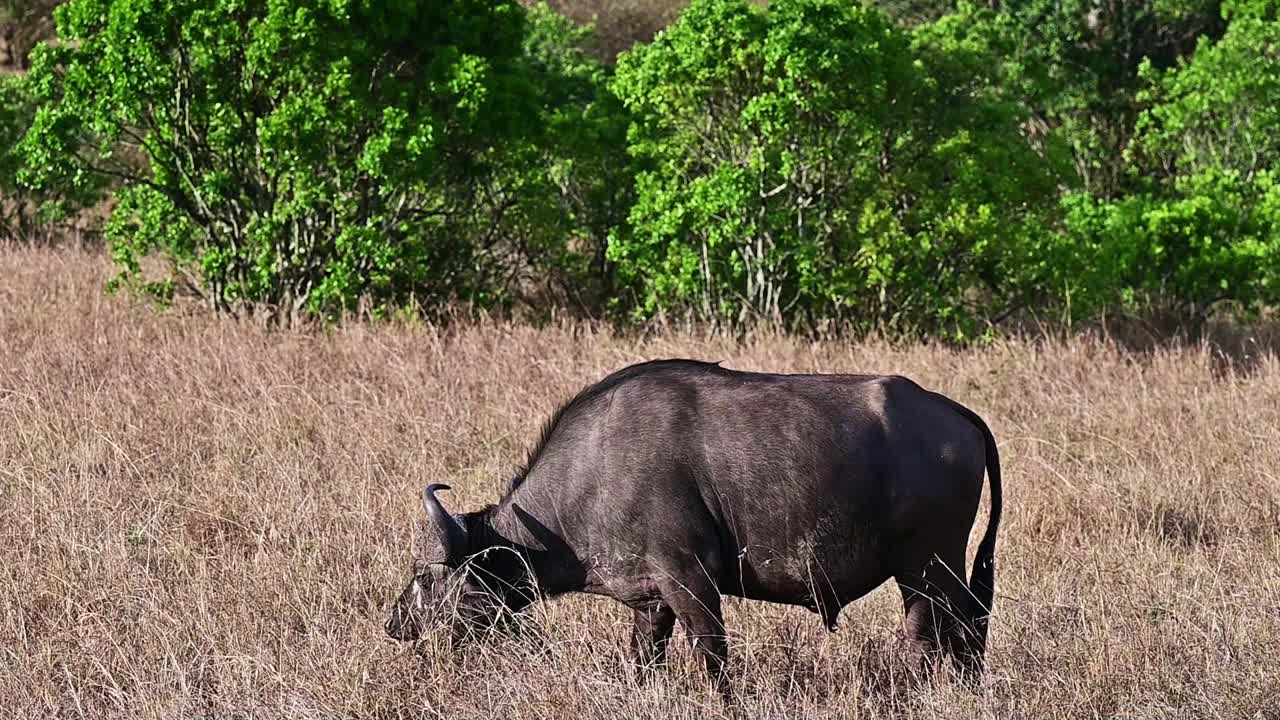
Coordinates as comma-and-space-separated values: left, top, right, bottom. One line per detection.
384, 484, 505, 643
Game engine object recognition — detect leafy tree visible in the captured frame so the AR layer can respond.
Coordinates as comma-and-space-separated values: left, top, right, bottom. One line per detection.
978, 0, 1227, 197
480, 3, 634, 315
19, 0, 552, 322
1056, 0, 1280, 324
1, 75, 39, 239
1135, 0, 1280, 181
1, 73, 101, 243
608, 0, 1064, 335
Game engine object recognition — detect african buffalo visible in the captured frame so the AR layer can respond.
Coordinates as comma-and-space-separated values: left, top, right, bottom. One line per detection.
385, 359, 1002, 691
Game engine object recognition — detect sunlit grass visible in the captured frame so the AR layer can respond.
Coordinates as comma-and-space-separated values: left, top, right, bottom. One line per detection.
2, 244, 1279, 718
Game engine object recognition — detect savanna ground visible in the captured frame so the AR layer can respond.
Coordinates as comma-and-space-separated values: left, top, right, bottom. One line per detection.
2, 244, 1279, 719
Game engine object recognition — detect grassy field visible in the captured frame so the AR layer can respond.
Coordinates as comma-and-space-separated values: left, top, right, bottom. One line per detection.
2, 245, 1279, 719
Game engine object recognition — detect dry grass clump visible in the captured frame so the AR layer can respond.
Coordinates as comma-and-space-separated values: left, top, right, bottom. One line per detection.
2, 244, 1280, 718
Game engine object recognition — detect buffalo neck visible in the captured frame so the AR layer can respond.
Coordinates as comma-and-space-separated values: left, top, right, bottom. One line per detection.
469, 491, 588, 599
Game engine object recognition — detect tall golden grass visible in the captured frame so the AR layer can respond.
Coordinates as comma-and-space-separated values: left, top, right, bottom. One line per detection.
3, 244, 1279, 719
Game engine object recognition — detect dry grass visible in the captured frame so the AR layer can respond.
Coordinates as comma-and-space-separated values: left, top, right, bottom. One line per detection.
3, 244, 1280, 719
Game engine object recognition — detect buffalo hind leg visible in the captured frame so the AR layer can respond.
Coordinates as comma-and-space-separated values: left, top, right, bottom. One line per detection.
630, 604, 677, 672
659, 578, 731, 698
894, 549, 973, 682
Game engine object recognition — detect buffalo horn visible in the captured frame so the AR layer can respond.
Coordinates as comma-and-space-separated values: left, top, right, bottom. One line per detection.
422, 483, 467, 566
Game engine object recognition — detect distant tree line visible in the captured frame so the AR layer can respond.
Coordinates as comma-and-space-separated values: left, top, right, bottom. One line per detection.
4, 0, 1280, 337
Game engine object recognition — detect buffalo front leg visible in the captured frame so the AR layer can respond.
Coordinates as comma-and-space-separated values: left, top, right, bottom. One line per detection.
660, 579, 731, 697
631, 604, 676, 671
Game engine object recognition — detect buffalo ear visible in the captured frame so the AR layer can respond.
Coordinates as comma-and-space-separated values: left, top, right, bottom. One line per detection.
421, 483, 467, 566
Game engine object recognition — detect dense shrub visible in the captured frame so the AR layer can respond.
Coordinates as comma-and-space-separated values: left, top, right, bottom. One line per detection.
974, 0, 1227, 199
608, 0, 1065, 335
1, 73, 101, 244
482, 3, 633, 314
12, 0, 1280, 336
0, 75, 36, 240
18, 0, 564, 322
1054, 0, 1280, 325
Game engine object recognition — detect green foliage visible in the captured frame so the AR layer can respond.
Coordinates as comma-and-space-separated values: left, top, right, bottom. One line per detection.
608, 0, 1064, 335
12, 0, 1280, 337
19, 0, 551, 322
0, 75, 34, 238
1057, 175, 1280, 323
1, 72, 99, 242
479, 3, 633, 313
1056, 5, 1280, 322
975, 0, 1226, 197
1134, 5, 1280, 180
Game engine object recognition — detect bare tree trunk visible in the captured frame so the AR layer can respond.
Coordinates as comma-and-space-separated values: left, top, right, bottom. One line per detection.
2, 24, 17, 70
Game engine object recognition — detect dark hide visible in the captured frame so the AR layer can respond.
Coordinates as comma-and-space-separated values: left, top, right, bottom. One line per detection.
386, 359, 1003, 693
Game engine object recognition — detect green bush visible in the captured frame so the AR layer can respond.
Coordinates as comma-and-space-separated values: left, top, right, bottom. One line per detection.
0, 75, 37, 240
1, 72, 100, 243
14, 0, 1277, 337
480, 3, 634, 314
19, 0, 558, 322
975, 0, 1226, 199
1054, 2, 1280, 325
608, 0, 1065, 336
